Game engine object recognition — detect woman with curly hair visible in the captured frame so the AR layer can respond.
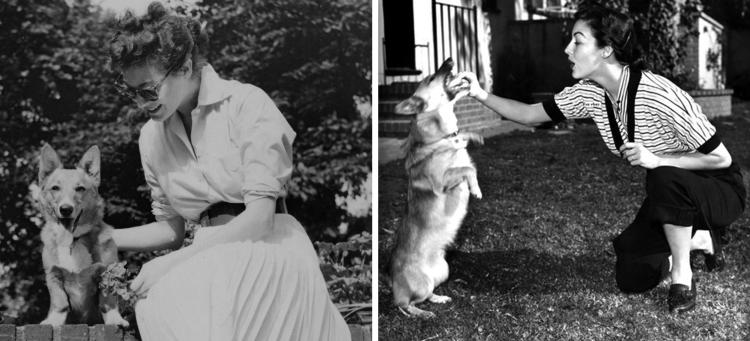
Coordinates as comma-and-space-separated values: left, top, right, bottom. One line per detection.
108, 2, 350, 340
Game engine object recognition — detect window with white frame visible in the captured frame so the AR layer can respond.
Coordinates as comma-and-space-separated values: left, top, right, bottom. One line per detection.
515, 0, 575, 20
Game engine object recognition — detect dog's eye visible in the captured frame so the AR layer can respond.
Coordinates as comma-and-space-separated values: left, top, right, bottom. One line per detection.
75, 186, 86, 192
50, 185, 60, 191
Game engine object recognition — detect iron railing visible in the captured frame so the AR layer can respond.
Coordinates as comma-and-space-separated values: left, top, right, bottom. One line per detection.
432, 0, 479, 74
380, 1, 480, 85
380, 40, 431, 84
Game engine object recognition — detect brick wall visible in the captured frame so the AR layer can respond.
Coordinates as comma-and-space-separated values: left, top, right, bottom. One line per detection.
690, 89, 734, 119
0, 324, 371, 341
0, 325, 132, 341
379, 96, 530, 138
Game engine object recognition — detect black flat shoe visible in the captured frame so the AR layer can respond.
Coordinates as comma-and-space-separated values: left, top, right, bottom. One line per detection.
668, 279, 696, 314
705, 228, 725, 272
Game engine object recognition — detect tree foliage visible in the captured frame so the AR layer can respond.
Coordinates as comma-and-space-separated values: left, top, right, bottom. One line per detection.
0, 0, 371, 323
197, 0, 371, 126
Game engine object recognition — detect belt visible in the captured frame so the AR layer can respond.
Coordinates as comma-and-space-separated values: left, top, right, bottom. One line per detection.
199, 198, 288, 226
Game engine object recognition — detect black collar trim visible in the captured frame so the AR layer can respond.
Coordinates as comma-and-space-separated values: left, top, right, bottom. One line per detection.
605, 67, 641, 150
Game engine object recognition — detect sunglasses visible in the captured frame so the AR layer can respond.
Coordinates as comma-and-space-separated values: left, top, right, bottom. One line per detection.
114, 64, 177, 101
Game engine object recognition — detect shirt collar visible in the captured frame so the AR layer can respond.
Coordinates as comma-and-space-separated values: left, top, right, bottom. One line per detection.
615, 65, 630, 105
161, 64, 231, 155
196, 64, 232, 107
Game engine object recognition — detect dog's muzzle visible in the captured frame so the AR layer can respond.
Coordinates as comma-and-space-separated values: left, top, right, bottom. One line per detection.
57, 205, 81, 231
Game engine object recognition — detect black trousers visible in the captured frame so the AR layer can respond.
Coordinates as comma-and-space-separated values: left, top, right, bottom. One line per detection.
612, 163, 746, 293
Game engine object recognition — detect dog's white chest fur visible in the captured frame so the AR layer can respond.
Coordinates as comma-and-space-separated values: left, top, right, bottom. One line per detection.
53, 232, 92, 272
56, 248, 81, 272
452, 148, 473, 167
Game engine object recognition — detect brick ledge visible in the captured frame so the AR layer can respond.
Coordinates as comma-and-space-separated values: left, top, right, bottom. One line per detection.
532, 88, 735, 100
0, 324, 371, 341
688, 89, 734, 97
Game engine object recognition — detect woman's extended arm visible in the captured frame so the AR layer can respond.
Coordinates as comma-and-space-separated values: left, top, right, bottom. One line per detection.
113, 216, 186, 252
454, 71, 552, 126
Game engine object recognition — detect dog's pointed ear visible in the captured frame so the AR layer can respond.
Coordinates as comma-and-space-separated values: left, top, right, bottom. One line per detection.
39, 144, 63, 185
77, 146, 101, 186
395, 96, 426, 115
436, 58, 454, 75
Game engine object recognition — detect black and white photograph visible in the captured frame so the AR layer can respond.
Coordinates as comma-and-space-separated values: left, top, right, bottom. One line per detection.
0, 0, 371, 340
5, 0, 750, 339
378, 0, 750, 339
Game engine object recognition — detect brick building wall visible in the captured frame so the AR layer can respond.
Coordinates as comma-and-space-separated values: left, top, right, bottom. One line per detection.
691, 89, 734, 118
379, 82, 529, 138
379, 95, 528, 138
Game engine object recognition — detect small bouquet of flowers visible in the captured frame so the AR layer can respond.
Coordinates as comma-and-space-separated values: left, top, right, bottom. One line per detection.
99, 261, 140, 308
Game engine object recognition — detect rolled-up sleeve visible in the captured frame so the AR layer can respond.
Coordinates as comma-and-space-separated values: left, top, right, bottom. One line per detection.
662, 90, 718, 153
138, 133, 179, 221
542, 81, 600, 121
233, 88, 296, 204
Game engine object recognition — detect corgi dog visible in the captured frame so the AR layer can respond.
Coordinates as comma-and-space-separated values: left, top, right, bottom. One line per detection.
37, 144, 128, 327
388, 58, 483, 318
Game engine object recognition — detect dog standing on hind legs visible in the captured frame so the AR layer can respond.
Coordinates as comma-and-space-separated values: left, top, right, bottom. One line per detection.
388, 58, 483, 319
37, 144, 128, 327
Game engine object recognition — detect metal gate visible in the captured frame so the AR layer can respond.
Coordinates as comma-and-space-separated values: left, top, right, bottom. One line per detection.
432, 1, 480, 74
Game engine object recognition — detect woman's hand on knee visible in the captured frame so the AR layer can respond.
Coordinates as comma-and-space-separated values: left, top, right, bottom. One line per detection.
130, 252, 181, 297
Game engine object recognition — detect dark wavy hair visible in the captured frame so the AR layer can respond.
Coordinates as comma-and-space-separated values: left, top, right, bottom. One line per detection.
574, 5, 646, 69
109, 2, 209, 74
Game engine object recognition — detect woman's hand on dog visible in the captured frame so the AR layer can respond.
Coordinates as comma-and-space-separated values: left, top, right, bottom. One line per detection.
451, 72, 488, 101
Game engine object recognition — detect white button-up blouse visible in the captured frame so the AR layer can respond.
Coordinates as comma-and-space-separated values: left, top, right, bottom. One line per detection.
138, 65, 295, 222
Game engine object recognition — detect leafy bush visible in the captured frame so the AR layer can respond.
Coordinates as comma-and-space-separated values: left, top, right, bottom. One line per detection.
288, 116, 372, 239
318, 232, 372, 322
197, 0, 371, 126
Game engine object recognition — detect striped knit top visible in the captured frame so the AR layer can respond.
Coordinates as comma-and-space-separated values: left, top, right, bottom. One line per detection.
542, 65, 721, 157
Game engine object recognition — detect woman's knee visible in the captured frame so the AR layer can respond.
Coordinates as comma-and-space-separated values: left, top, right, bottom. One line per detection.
646, 167, 684, 194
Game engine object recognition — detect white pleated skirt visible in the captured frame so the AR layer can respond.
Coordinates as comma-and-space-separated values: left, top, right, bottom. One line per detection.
135, 214, 350, 341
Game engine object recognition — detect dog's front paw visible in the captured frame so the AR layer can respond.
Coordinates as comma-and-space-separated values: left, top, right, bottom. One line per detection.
103, 310, 129, 327
428, 294, 452, 304
471, 188, 482, 199
472, 134, 484, 145
462, 132, 484, 145
399, 305, 436, 319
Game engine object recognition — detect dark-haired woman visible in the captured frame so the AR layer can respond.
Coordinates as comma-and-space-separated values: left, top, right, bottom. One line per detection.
108, 2, 350, 340
456, 6, 745, 313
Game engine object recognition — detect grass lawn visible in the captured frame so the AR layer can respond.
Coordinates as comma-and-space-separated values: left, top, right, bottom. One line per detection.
378, 102, 750, 340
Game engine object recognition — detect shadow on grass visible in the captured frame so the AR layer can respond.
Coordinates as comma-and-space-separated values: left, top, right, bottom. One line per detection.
445, 248, 616, 296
